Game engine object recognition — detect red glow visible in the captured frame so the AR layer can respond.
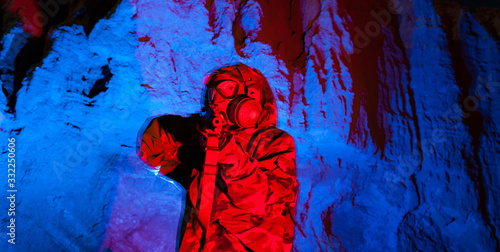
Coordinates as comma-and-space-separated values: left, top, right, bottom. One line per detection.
1, 0, 43, 37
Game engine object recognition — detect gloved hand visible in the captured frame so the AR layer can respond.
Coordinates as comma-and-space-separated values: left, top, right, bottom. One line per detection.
217, 133, 240, 169
216, 128, 254, 175
218, 126, 237, 150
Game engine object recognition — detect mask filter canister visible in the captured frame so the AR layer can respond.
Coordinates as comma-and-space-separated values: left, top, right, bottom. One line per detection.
227, 96, 262, 128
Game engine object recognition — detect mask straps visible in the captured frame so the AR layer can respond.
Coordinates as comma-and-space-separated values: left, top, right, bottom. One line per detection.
198, 128, 220, 248
235, 66, 253, 94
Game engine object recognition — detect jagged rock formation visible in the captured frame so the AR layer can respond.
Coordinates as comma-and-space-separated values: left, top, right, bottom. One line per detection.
1, 0, 498, 251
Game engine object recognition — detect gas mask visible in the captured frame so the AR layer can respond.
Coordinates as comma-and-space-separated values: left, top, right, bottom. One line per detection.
207, 72, 263, 129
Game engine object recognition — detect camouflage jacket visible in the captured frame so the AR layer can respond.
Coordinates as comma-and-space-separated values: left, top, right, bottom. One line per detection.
138, 64, 297, 251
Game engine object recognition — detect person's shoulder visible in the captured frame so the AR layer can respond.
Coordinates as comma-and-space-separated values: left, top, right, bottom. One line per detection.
244, 127, 295, 160
260, 127, 294, 139
249, 127, 295, 148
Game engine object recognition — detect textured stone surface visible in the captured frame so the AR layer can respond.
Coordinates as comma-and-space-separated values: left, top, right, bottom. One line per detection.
0, 0, 498, 251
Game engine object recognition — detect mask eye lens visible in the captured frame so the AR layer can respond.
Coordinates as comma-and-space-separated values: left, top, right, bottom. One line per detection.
216, 80, 238, 98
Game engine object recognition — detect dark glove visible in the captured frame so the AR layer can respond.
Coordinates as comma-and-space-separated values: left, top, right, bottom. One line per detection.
218, 126, 237, 150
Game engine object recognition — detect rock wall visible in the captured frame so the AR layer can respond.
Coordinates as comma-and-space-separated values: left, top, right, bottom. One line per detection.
1, 0, 498, 251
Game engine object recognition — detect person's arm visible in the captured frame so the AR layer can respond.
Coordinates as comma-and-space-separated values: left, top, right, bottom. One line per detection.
217, 129, 298, 251
139, 118, 182, 175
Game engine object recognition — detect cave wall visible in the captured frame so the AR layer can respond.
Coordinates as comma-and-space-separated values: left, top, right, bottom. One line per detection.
0, 0, 499, 251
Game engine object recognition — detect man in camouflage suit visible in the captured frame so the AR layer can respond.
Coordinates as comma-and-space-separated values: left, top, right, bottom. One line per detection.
138, 63, 297, 251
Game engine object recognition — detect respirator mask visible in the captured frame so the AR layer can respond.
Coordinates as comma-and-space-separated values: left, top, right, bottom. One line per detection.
208, 73, 263, 129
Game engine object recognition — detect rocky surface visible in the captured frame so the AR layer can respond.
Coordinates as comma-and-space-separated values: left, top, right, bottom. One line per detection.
0, 0, 498, 251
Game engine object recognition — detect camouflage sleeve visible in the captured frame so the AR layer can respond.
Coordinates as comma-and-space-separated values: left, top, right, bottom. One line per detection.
139, 118, 182, 175
217, 130, 298, 251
